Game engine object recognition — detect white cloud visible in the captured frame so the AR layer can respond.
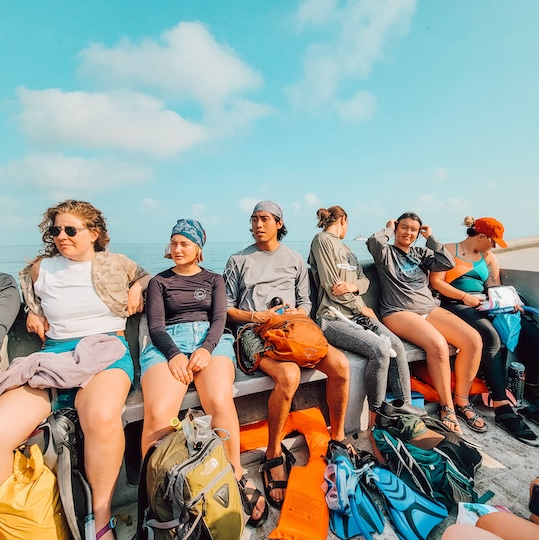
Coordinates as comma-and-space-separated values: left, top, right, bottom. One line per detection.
288, 0, 416, 114
79, 22, 263, 110
335, 91, 377, 123
433, 168, 448, 182
16, 88, 207, 158
140, 198, 164, 213
1, 153, 152, 199
304, 193, 321, 207
238, 198, 259, 213
192, 204, 207, 218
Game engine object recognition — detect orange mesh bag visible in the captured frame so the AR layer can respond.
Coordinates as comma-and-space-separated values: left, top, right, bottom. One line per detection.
253, 314, 328, 369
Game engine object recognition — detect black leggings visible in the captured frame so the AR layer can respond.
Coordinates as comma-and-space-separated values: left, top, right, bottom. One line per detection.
443, 302, 539, 399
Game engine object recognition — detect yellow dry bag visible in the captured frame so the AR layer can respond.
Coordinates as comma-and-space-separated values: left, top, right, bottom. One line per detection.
0, 444, 69, 540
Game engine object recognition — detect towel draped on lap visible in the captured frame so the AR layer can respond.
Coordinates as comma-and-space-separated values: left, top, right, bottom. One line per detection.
0, 334, 126, 395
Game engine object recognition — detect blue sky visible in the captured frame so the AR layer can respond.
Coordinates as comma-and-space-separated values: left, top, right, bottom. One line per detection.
1, 0, 538, 247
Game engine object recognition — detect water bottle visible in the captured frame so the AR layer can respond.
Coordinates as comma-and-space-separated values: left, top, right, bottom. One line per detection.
269, 297, 285, 314
507, 361, 526, 405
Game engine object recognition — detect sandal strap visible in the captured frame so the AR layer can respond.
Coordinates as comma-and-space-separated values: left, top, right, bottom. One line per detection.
259, 455, 284, 473
96, 517, 116, 540
238, 475, 263, 513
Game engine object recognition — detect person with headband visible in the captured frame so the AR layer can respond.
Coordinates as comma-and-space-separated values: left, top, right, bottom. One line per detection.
430, 216, 539, 445
308, 206, 413, 457
367, 212, 483, 435
6, 199, 150, 540
139, 218, 267, 528
224, 201, 350, 510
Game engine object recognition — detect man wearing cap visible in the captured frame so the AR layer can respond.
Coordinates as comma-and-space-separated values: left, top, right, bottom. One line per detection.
224, 201, 350, 509
430, 216, 539, 445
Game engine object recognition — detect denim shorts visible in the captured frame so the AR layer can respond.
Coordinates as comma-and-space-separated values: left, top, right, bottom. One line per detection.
139, 321, 236, 379
43, 334, 134, 411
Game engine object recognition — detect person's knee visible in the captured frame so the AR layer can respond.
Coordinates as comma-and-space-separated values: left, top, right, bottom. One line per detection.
81, 406, 123, 439
424, 336, 449, 362
272, 365, 301, 397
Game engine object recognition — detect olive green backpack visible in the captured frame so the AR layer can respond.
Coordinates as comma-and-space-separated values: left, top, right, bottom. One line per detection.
136, 418, 244, 540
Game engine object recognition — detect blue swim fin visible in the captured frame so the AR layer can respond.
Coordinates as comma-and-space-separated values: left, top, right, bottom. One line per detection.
358, 452, 448, 540
326, 441, 385, 540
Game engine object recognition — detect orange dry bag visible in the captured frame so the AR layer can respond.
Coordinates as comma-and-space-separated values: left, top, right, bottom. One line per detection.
253, 314, 328, 369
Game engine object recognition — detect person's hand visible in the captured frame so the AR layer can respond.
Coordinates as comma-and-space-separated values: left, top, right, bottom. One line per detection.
26, 310, 49, 341
331, 281, 358, 296
516, 304, 524, 314
463, 294, 481, 308
419, 225, 432, 239
386, 219, 397, 229
168, 353, 193, 384
188, 348, 211, 373
127, 282, 144, 315
360, 306, 378, 319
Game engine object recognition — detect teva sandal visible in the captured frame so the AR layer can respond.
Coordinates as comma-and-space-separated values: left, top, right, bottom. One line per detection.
454, 402, 488, 433
495, 404, 539, 447
237, 475, 268, 528
518, 404, 539, 427
96, 517, 117, 540
439, 406, 463, 435
259, 443, 296, 509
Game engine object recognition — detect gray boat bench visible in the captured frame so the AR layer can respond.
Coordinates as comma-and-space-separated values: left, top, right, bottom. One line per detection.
5, 261, 455, 482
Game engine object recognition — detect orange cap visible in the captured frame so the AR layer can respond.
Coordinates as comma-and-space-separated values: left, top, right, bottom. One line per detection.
474, 217, 507, 248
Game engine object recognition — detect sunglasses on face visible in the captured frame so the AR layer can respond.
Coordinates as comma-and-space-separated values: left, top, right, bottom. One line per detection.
48, 226, 88, 237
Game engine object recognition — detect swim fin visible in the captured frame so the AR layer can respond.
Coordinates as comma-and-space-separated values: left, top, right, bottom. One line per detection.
326, 441, 384, 540
358, 452, 448, 540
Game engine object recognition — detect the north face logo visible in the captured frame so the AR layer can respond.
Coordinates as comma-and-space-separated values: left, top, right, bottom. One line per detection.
214, 484, 230, 508
201, 457, 219, 476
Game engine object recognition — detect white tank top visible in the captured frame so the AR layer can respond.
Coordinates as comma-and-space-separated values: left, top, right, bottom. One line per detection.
34, 255, 126, 340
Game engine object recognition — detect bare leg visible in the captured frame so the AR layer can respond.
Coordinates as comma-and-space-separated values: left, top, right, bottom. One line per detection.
140, 362, 188, 457
76, 369, 131, 540
476, 512, 539, 540
383, 311, 460, 432
315, 345, 349, 441
0, 385, 51, 483
427, 307, 484, 429
257, 357, 301, 506
195, 355, 265, 521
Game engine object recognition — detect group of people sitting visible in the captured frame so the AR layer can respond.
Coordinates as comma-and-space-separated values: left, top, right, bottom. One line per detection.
0, 198, 538, 538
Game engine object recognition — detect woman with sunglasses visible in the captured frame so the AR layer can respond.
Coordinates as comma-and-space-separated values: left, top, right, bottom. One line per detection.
367, 212, 484, 434
308, 206, 412, 456
430, 216, 538, 445
2, 199, 150, 540
139, 219, 267, 528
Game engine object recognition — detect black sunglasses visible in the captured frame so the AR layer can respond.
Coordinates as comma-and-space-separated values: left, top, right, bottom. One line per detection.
48, 226, 88, 237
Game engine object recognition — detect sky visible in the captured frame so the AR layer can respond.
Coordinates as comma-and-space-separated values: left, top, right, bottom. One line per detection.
0, 0, 538, 247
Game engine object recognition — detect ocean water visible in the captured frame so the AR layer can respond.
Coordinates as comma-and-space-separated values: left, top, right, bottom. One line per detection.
0, 240, 373, 282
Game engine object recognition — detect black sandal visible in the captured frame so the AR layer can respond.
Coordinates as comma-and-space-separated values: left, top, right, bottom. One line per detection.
495, 404, 539, 447
518, 404, 539, 427
455, 402, 488, 433
237, 475, 268, 528
259, 444, 296, 509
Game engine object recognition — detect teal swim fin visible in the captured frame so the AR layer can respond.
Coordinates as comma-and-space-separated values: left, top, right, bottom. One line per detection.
358, 452, 448, 540
326, 441, 385, 540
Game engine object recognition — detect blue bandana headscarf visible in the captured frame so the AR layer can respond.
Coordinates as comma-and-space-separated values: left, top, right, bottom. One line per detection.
170, 219, 206, 248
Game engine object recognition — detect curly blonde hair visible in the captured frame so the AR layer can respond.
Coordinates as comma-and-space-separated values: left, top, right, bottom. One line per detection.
38, 200, 110, 257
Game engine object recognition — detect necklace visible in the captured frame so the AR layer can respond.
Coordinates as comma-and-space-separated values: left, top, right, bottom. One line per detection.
460, 241, 477, 256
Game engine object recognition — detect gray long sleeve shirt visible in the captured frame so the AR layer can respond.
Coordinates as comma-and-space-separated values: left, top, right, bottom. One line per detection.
367, 227, 455, 318
308, 231, 370, 319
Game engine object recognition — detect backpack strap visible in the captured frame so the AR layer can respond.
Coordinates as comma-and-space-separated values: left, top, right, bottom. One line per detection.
49, 411, 84, 540
136, 444, 157, 540
379, 430, 435, 500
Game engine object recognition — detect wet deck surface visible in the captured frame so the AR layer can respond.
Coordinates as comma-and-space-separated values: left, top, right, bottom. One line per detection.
112, 401, 538, 540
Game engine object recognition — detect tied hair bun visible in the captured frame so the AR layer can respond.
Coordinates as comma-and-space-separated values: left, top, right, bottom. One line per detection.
463, 216, 475, 228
